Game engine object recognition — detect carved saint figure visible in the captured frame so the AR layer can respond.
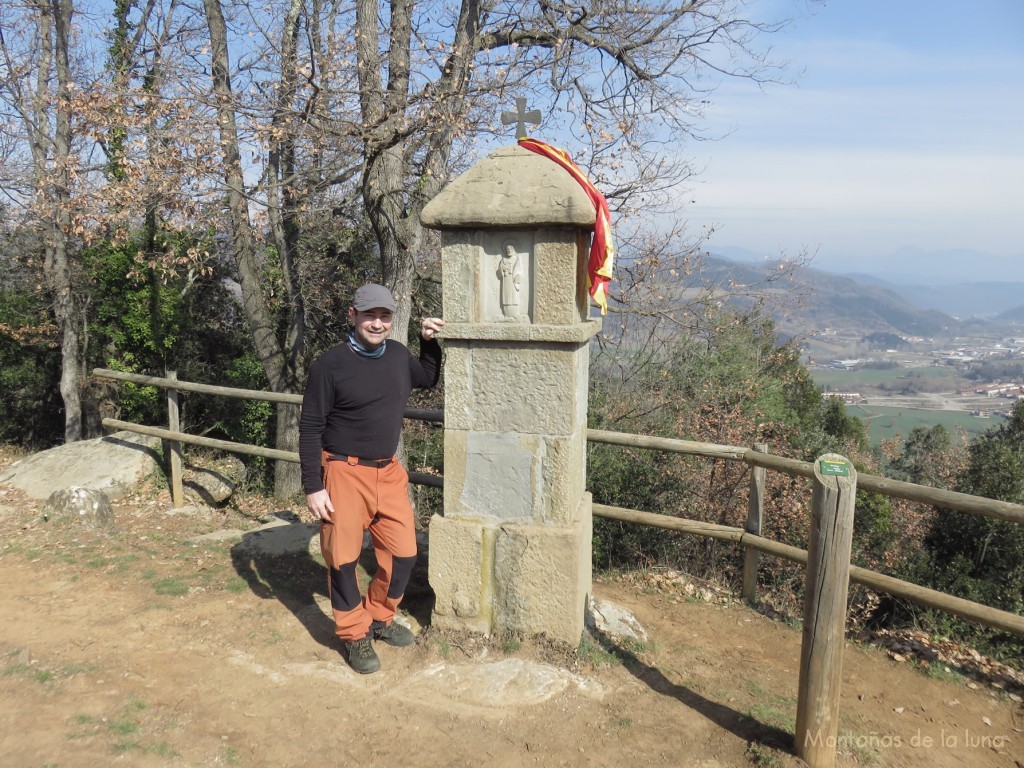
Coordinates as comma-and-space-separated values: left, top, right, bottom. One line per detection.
498, 242, 522, 319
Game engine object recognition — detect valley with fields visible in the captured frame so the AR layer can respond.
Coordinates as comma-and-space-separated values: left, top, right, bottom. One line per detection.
698, 254, 1024, 447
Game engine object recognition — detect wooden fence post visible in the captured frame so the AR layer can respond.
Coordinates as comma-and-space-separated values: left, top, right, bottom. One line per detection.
795, 453, 857, 768
166, 370, 184, 508
741, 443, 768, 602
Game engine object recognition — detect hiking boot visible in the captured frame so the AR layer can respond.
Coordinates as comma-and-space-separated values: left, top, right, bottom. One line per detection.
371, 620, 415, 647
344, 637, 380, 674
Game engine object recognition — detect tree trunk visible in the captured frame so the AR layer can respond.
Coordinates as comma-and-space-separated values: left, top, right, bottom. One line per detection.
203, 0, 303, 498
354, 0, 479, 345
264, 0, 306, 498
44, 0, 82, 442
364, 145, 416, 344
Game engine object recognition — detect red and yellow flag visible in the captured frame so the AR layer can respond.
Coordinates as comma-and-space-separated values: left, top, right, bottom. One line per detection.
518, 137, 614, 315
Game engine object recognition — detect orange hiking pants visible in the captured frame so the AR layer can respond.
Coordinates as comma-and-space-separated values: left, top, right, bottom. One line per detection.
319, 452, 417, 642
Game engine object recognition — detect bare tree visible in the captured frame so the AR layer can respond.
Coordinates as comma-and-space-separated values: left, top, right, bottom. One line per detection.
1, 0, 805, 479
184, 0, 804, 495
0, 0, 82, 441
1, 0, 220, 442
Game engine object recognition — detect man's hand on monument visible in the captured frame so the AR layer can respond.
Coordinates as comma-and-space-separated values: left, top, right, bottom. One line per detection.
421, 317, 445, 340
306, 489, 334, 523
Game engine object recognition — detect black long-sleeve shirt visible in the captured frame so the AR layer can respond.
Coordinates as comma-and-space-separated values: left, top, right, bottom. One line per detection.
298, 337, 441, 494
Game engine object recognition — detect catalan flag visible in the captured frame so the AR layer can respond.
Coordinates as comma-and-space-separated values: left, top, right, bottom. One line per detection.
518, 138, 614, 315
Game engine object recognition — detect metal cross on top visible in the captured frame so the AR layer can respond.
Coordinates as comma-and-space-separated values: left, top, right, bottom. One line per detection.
501, 97, 541, 139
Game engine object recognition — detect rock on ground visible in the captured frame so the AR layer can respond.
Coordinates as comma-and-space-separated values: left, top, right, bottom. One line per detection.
183, 455, 247, 506
41, 486, 115, 528
0, 431, 162, 500
586, 596, 649, 644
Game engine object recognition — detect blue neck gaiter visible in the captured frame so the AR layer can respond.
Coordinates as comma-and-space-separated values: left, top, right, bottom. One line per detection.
347, 330, 386, 359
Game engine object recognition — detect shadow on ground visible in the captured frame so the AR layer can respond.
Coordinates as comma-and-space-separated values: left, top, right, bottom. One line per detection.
229, 518, 793, 756
228, 518, 434, 651
590, 626, 795, 756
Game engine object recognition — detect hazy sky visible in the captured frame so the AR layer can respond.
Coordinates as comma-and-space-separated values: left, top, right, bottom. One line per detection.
682, 0, 1024, 277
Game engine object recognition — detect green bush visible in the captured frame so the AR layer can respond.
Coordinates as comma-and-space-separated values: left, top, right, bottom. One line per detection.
915, 401, 1024, 661
0, 288, 63, 447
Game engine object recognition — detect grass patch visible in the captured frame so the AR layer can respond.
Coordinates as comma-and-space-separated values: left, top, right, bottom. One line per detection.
225, 576, 249, 593
108, 696, 147, 738
112, 553, 141, 571
495, 631, 524, 655
576, 634, 622, 668
108, 719, 140, 736
60, 662, 97, 677
746, 742, 784, 767
0, 662, 55, 684
745, 680, 797, 733
150, 741, 178, 757
152, 577, 189, 596
747, 703, 795, 733
846, 403, 989, 447
435, 639, 451, 659
618, 635, 652, 657
921, 661, 965, 685
1, 662, 32, 678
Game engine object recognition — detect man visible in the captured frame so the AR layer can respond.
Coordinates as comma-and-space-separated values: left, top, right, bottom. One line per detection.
299, 283, 444, 674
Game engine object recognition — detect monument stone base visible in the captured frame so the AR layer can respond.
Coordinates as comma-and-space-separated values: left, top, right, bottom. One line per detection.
428, 493, 593, 646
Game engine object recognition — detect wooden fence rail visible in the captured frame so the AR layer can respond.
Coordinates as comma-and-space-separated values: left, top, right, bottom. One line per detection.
592, 503, 1024, 637
94, 367, 1024, 637
586, 428, 1024, 525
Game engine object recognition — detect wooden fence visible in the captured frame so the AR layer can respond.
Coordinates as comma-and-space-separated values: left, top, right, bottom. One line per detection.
93, 368, 1024, 768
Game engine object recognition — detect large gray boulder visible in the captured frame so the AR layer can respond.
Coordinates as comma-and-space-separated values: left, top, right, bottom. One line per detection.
0, 431, 162, 500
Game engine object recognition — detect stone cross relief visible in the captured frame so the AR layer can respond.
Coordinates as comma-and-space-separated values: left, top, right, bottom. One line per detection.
501, 97, 541, 139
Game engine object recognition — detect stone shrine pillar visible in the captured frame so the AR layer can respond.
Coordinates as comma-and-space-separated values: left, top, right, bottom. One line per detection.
420, 145, 601, 646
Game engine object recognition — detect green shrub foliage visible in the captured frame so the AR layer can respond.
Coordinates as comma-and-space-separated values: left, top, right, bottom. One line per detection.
919, 401, 1024, 655
0, 287, 63, 448
587, 308, 872, 583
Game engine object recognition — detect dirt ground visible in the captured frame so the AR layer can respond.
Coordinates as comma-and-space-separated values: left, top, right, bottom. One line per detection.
1, 479, 1022, 768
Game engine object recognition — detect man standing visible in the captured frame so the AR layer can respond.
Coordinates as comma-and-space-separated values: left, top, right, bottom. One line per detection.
299, 284, 444, 674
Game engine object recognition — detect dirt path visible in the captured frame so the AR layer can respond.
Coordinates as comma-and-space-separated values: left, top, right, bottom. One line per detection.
1, 489, 1021, 768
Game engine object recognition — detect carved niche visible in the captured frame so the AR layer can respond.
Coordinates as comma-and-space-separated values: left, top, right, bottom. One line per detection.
480, 233, 532, 323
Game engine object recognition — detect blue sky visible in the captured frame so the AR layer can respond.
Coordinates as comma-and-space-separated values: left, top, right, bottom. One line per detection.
683, 0, 1024, 281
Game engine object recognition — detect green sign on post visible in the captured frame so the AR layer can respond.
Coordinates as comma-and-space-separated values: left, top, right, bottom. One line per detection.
819, 459, 850, 477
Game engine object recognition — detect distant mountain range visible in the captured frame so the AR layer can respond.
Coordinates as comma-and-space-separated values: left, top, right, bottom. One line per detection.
712, 245, 1024, 288
695, 253, 1024, 338
842, 277, 1024, 321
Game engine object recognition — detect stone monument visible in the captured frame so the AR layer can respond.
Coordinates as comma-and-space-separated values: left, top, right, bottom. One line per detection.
420, 142, 601, 646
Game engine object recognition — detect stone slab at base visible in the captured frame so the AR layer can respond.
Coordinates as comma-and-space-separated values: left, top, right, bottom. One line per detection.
428, 513, 493, 635
494, 494, 593, 646
429, 494, 592, 647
